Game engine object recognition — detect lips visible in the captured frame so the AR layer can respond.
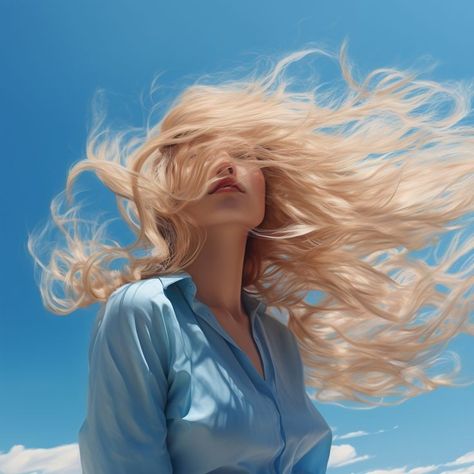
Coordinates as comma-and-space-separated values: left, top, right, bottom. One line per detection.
208, 177, 244, 194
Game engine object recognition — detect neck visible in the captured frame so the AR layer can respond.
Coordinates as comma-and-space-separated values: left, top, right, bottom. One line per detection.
183, 224, 249, 322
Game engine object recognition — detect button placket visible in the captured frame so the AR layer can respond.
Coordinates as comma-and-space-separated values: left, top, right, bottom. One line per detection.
252, 315, 288, 472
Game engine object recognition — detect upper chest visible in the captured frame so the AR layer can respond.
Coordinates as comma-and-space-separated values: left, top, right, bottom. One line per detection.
211, 308, 266, 380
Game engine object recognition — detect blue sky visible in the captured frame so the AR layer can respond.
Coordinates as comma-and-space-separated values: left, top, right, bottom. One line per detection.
1, 0, 473, 473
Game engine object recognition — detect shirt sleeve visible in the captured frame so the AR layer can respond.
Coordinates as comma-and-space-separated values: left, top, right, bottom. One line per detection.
78, 283, 173, 474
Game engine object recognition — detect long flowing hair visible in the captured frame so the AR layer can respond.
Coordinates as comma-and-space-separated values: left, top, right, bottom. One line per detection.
28, 40, 474, 407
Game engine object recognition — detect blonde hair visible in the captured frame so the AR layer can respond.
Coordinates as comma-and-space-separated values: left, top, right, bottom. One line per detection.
28, 40, 474, 407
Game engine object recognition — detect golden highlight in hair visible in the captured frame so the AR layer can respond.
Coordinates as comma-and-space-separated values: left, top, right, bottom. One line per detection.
28, 40, 474, 407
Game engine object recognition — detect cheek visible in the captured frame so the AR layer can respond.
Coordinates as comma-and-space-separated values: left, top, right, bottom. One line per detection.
248, 169, 266, 197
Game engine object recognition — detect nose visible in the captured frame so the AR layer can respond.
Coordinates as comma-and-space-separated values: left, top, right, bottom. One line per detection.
215, 161, 235, 177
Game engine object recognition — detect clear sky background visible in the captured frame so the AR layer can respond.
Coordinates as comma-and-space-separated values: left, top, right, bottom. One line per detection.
1, 1, 473, 473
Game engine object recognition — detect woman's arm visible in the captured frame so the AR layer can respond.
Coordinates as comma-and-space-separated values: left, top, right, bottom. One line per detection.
78, 284, 173, 474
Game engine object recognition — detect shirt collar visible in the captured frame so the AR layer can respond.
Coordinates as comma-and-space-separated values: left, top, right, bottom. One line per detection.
156, 271, 267, 316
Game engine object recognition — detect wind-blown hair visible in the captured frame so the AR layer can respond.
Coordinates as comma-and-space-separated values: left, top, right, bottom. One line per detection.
28, 40, 474, 407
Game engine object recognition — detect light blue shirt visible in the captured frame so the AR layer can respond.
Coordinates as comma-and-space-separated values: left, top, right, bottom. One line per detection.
78, 271, 332, 473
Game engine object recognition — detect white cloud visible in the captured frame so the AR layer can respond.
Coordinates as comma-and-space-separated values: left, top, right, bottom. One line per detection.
0, 444, 81, 474
328, 443, 374, 468
438, 466, 474, 474
334, 425, 399, 441
352, 449, 474, 474
363, 466, 439, 474
445, 452, 474, 467
334, 430, 370, 440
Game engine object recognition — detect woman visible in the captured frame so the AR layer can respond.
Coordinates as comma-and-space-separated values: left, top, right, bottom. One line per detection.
28, 41, 474, 473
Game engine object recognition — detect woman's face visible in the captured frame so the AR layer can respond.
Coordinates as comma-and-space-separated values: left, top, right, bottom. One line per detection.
184, 156, 266, 232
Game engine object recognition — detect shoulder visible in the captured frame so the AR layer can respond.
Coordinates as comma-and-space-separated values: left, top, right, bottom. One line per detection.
109, 277, 165, 306
101, 278, 173, 330
90, 278, 174, 374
